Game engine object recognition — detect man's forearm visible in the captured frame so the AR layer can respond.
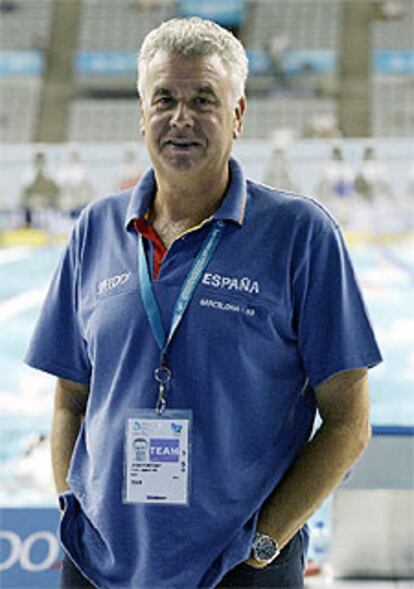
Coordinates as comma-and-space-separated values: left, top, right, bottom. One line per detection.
51, 378, 89, 496
51, 407, 83, 495
256, 418, 370, 551
244, 369, 370, 568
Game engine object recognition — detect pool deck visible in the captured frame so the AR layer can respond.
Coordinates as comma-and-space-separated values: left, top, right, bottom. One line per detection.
305, 567, 414, 589
306, 580, 413, 588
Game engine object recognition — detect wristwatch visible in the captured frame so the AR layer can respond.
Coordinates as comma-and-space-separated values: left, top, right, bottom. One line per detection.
251, 532, 280, 566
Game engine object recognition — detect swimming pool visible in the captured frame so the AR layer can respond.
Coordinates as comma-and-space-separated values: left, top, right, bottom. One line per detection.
0, 231, 413, 507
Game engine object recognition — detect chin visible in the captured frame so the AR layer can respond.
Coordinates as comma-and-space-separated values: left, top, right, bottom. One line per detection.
163, 156, 203, 174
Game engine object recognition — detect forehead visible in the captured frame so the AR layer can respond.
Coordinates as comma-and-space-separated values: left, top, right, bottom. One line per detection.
143, 51, 231, 94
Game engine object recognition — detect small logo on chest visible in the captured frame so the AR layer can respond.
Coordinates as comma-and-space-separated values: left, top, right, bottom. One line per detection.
98, 272, 131, 294
202, 272, 260, 295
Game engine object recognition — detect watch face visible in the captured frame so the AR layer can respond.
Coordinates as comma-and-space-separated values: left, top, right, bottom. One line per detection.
255, 536, 278, 561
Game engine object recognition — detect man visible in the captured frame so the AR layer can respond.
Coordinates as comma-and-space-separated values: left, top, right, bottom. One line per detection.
25, 17, 382, 589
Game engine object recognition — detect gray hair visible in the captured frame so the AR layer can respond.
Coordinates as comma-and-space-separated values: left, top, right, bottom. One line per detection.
137, 17, 248, 105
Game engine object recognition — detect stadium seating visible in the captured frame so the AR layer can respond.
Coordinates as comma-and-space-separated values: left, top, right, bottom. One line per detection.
371, 0, 414, 136
243, 96, 337, 140
0, 0, 54, 51
78, 1, 177, 52
68, 99, 140, 142
0, 0, 54, 143
372, 0, 414, 50
1, 0, 413, 142
243, 0, 342, 51
0, 78, 41, 142
372, 76, 414, 137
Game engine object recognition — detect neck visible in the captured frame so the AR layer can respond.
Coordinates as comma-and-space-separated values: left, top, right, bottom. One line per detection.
152, 164, 229, 227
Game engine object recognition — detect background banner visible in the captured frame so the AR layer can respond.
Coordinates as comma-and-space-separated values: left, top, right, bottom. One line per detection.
0, 508, 62, 588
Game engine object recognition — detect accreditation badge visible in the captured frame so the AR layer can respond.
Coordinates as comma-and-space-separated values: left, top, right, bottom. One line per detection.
124, 409, 192, 506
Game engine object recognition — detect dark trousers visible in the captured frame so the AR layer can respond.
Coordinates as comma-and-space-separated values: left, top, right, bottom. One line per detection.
61, 554, 95, 588
61, 532, 304, 589
218, 532, 304, 588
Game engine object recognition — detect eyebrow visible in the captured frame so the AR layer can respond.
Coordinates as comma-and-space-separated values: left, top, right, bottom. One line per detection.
152, 87, 172, 99
194, 85, 220, 100
151, 85, 219, 99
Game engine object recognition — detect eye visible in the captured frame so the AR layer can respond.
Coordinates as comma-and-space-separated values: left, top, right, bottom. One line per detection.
193, 96, 213, 107
154, 95, 174, 107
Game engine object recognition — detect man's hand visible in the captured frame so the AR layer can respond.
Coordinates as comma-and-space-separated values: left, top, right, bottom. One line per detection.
243, 556, 268, 570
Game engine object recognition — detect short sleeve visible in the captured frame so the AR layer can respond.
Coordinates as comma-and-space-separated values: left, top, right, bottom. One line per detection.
24, 224, 91, 384
293, 221, 382, 387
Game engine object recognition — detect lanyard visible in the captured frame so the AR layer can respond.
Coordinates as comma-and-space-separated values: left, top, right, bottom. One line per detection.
138, 220, 224, 413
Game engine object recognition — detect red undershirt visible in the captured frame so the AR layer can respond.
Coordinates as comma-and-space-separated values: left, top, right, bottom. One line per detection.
134, 218, 167, 280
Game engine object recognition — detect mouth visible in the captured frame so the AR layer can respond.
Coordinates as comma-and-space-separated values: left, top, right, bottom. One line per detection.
163, 139, 201, 150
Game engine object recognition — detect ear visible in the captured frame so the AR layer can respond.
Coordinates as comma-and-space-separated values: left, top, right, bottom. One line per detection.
139, 100, 146, 136
233, 96, 246, 140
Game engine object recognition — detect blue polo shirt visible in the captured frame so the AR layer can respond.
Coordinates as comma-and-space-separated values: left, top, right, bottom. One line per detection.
25, 157, 382, 588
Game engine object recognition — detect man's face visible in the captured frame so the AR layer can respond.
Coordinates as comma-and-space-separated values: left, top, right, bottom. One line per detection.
139, 51, 245, 177
133, 439, 147, 451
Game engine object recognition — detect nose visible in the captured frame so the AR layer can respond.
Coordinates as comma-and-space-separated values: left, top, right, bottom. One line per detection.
170, 101, 194, 128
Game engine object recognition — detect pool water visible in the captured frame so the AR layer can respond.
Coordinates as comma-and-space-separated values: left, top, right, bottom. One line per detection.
0, 233, 413, 507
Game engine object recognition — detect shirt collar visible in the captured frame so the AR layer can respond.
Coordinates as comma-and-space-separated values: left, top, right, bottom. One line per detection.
124, 156, 247, 229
